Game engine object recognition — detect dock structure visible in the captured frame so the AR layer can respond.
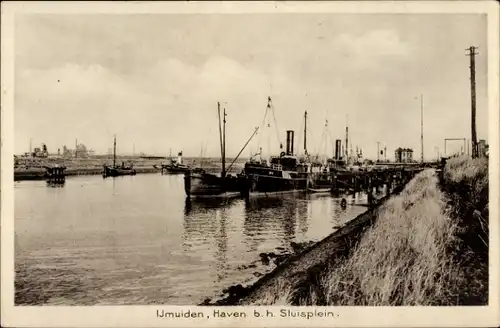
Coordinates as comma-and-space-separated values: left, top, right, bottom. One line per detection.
327, 165, 425, 206
44, 165, 66, 185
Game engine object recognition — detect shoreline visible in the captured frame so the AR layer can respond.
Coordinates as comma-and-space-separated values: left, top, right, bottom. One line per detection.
14, 166, 162, 181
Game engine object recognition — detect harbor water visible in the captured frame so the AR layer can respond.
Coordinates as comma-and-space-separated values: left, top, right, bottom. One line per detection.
15, 174, 369, 305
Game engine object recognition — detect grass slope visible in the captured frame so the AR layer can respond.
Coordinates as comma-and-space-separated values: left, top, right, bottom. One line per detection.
260, 158, 488, 305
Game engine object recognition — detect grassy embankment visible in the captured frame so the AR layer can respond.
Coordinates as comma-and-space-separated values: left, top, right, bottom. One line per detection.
250, 156, 488, 305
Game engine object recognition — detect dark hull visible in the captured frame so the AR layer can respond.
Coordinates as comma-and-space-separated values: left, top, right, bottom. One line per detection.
184, 170, 244, 198
162, 164, 190, 174
242, 164, 308, 197
103, 166, 136, 177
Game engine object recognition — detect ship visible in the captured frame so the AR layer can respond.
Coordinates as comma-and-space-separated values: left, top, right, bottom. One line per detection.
162, 150, 190, 174
241, 97, 310, 197
184, 102, 259, 199
103, 135, 136, 178
307, 116, 354, 193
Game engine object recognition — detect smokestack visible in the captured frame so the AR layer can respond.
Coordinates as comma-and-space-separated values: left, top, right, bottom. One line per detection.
335, 139, 342, 160
286, 130, 294, 156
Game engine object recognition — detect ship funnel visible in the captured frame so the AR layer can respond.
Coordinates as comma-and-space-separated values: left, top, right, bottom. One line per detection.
178, 151, 183, 165
335, 140, 342, 160
286, 130, 295, 156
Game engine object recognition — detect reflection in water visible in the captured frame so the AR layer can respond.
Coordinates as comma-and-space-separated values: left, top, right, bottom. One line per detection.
215, 209, 228, 282
243, 196, 307, 253
16, 174, 371, 305
46, 180, 65, 188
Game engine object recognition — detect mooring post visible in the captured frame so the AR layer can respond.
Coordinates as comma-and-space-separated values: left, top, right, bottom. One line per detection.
367, 182, 374, 208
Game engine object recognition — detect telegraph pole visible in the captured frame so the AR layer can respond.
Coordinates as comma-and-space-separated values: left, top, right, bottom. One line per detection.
420, 94, 424, 163
466, 46, 478, 158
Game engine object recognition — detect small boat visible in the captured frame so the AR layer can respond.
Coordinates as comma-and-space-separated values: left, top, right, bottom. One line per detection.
103, 135, 136, 178
103, 164, 136, 177
162, 151, 190, 174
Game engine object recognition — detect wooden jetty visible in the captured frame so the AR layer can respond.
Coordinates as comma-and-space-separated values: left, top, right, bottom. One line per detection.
44, 165, 66, 186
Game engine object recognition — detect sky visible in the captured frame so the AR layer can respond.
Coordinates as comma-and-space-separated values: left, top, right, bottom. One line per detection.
14, 13, 488, 160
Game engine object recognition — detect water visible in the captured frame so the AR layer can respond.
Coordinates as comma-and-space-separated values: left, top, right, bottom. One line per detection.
15, 174, 369, 305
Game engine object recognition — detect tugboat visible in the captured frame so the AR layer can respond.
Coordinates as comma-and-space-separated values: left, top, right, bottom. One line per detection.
162, 150, 190, 174
184, 102, 258, 199
103, 135, 136, 178
241, 97, 310, 197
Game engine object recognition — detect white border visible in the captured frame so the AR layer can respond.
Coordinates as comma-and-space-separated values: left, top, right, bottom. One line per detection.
1, 1, 499, 327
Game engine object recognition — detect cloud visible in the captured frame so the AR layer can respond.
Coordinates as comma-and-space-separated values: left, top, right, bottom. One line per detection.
334, 29, 411, 58
14, 56, 282, 156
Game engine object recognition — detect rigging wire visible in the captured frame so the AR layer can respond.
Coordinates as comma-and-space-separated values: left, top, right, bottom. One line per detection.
268, 98, 282, 149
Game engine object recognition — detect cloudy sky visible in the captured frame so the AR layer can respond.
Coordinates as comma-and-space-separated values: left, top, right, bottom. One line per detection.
14, 14, 487, 160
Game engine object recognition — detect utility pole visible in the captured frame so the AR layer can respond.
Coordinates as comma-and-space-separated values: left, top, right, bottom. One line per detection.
75, 138, 78, 158
466, 46, 478, 158
113, 135, 116, 168
420, 94, 424, 163
384, 145, 387, 162
29, 138, 32, 156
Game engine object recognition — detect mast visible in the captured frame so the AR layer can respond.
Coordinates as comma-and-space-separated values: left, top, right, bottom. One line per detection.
218, 102, 223, 172
113, 135, 116, 168
222, 107, 227, 178
345, 127, 349, 161
345, 114, 349, 162
304, 110, 308, 156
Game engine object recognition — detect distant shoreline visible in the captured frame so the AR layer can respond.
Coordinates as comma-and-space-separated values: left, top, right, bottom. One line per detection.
13, 157, 246, 181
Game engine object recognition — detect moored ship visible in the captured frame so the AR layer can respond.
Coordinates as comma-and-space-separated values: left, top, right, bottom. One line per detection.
184, 102, 259, 199
241, 97, 311, 197
184, 168, 244, 198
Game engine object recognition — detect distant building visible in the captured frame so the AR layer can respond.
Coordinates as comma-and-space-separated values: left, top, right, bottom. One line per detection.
32, 144, 48, 158
395, 147, 414, 163
62, 143, 93, 158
